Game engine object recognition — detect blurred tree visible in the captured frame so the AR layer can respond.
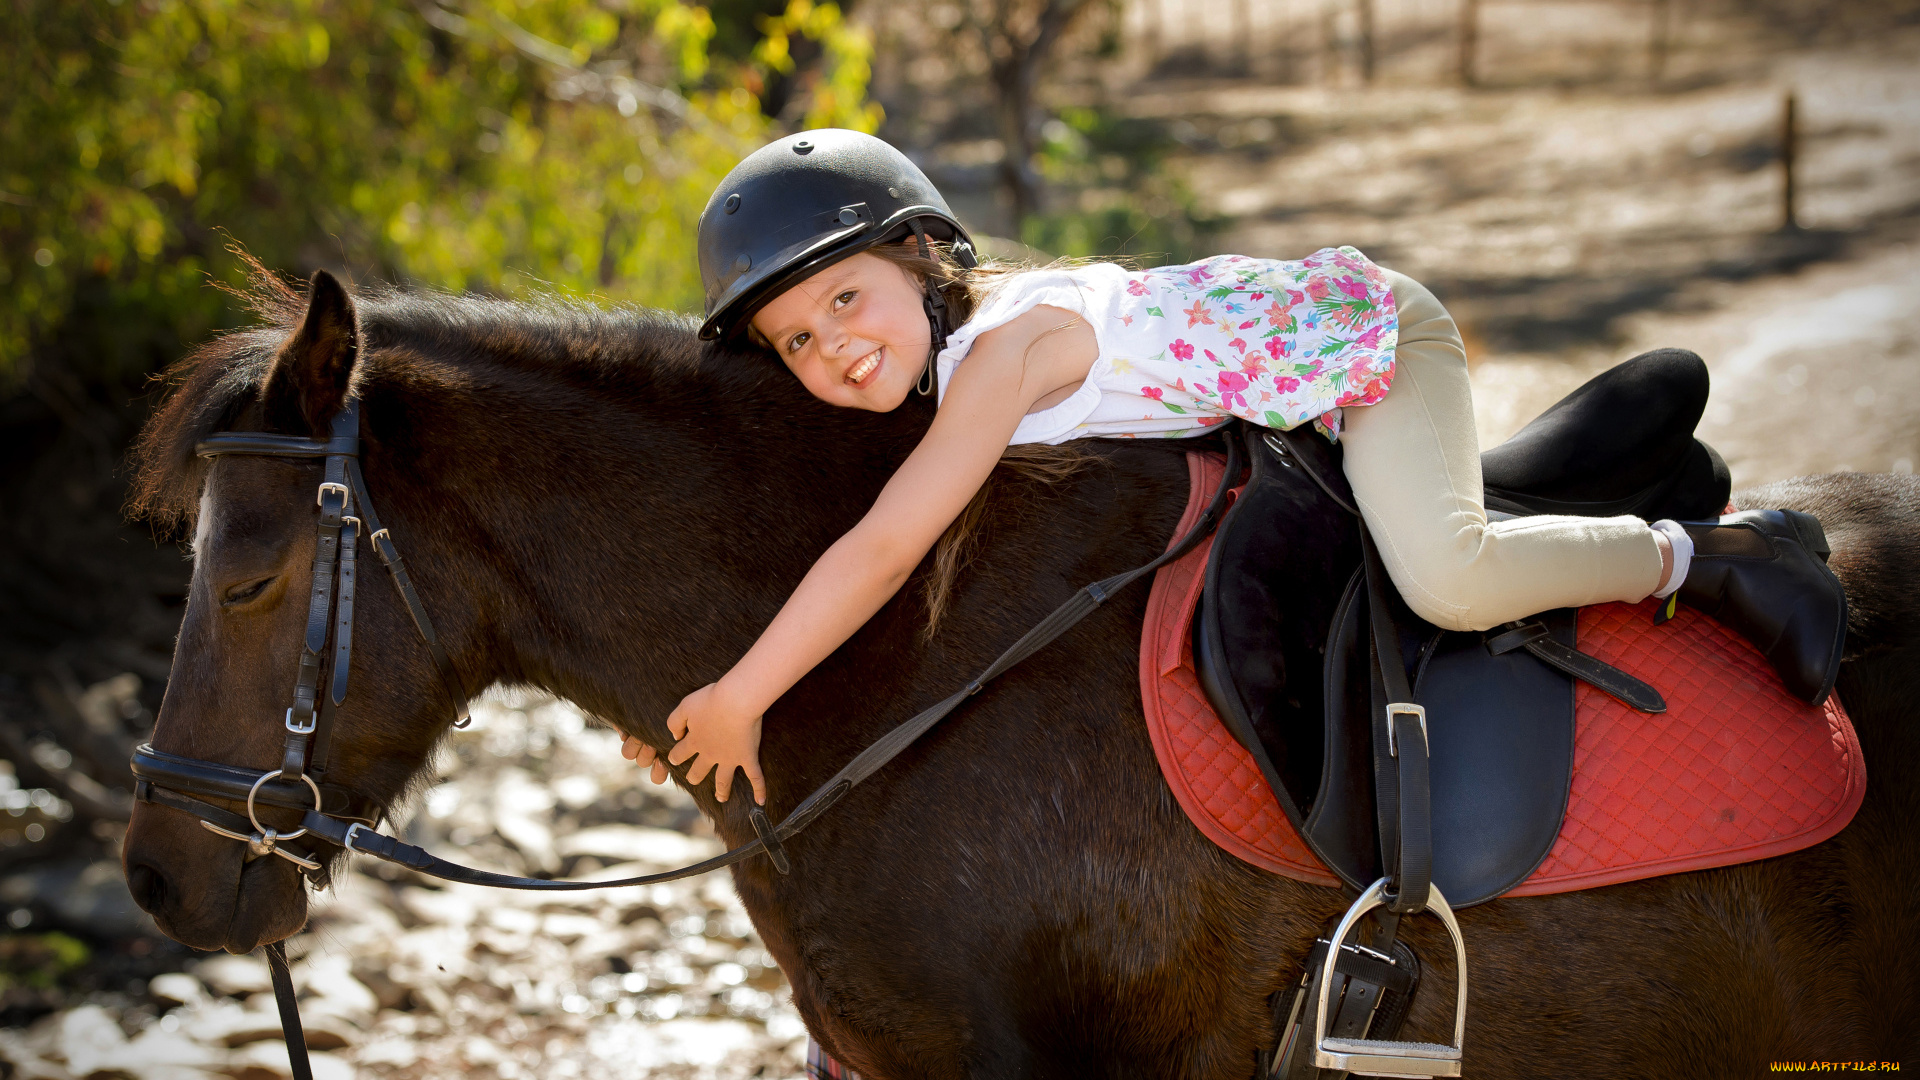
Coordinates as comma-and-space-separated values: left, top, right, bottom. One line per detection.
0, 0, 879, 386
953, 0, 1098, 223
0, 0, 880, 861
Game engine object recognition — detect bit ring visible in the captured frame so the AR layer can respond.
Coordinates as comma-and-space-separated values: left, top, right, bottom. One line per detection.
247, 771, 321, 841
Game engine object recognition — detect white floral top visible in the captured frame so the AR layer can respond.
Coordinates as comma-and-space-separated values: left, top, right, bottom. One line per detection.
934, 247, 1399, 445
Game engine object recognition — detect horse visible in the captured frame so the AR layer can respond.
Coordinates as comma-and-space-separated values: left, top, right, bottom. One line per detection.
120, 268, 1920, 1077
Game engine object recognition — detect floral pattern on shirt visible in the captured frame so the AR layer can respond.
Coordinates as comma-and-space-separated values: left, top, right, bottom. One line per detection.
1126, 247, 1397, 440
934, 246, 1400, 446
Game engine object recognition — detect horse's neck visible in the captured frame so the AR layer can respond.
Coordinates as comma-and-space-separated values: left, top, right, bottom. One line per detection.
401, 358, 930, 739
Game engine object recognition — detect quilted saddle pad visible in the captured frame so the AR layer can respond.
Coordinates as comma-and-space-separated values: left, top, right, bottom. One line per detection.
1141, 452, 1867, 896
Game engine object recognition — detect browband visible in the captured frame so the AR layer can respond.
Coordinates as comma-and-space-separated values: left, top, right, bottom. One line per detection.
196, 432, 360, 459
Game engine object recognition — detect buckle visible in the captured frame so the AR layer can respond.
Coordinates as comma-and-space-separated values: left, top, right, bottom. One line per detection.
316, 481, 349, 507
1314, 878, 1467, 1077
1386, 703, 1427, 758
285, 706, 317, 736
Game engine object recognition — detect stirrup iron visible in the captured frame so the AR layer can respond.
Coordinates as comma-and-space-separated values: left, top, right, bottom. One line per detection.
1315, 878, 1467, 1077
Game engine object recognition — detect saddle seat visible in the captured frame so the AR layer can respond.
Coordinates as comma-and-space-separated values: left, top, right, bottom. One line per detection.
1179, 349, 1861, 905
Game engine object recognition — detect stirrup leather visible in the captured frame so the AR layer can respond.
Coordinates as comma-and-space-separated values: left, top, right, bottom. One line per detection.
1315, 878, 1467, 1078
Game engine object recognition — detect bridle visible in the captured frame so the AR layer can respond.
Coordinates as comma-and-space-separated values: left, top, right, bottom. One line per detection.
126, 397, 1242, 1080
131, 399, 468, 878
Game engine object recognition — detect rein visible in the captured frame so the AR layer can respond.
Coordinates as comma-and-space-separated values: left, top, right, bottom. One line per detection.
130, 401, 1241, 1079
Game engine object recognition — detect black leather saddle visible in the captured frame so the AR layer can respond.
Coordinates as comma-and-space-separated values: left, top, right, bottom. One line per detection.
1192, 348, 1732, 907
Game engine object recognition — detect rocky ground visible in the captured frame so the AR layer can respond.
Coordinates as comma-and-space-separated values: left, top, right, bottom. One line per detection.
1, 693, 808, 1080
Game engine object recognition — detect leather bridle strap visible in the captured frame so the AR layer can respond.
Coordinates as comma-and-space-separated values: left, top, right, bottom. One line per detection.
1361, 530, 1433, 917
344, 455, 470, 730
264, 942, 313, 1080
292, 433, 1246, 892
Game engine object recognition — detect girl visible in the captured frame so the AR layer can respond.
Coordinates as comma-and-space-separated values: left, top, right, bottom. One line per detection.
622, 129, 1845, 805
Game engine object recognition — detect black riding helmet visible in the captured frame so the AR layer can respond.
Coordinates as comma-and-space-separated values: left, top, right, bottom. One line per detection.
697, 129, 979, 376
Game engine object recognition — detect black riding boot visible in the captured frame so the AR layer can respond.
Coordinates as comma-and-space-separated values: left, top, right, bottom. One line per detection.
1663, 509, 1847, 706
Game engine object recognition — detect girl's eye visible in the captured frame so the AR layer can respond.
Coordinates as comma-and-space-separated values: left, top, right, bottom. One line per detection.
834, 290, 856, 308
787, 331, 810, 354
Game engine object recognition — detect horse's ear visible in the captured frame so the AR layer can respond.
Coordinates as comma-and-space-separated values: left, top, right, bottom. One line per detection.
262, 269, 359, 437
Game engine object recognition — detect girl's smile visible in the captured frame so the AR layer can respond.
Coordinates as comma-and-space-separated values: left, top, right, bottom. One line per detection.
846, 347, 882, 388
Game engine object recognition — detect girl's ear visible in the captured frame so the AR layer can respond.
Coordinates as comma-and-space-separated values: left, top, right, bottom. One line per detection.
261, 270, 359, 437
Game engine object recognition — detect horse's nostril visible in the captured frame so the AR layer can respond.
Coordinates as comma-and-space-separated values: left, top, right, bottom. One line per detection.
126, 862, 169, 914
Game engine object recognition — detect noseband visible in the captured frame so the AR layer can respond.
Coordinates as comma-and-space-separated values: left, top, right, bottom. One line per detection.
131, 399, 471, 877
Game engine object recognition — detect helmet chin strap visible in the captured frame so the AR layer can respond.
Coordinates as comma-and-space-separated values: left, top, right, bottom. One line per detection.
909, 220, 946, 398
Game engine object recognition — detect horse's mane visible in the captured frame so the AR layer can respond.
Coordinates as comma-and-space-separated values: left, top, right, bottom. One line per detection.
128, 265, 785, 538
128, 263, 1105, 634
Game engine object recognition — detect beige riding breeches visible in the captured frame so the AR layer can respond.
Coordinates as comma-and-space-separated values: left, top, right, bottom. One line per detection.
1338, 271, 1664, 633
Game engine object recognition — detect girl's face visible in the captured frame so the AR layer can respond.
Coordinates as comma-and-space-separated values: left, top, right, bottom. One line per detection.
750, 251, 930, 412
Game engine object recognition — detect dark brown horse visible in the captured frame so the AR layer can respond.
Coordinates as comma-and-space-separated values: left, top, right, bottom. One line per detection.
121, 270, 1920, 1077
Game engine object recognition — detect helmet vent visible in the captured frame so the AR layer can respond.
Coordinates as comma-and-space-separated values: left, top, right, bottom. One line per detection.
793, 139, 814, 154
724, 194, 741, 214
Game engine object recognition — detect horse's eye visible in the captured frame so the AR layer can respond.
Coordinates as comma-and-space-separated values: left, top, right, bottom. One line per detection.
222, 577, 275, 606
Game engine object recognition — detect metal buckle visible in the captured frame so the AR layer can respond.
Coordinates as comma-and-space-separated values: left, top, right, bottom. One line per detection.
285, 706, 317, 736
1386, 702, 1427, 758
1314, 878, 1467, 1077
1262, 431, 1295, 467
316, 481, 349, 507
343, 822, 373, 852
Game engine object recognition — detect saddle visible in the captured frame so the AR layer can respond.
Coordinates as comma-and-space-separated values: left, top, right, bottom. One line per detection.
1191, 350, 1735, 1076
1194, 349, 1733, 907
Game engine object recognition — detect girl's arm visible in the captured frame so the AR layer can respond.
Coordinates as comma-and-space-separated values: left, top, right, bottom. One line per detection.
630, 305, 1096, 803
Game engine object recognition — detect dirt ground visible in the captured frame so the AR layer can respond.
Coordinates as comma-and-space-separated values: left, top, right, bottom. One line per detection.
4, 10, 1917, 1080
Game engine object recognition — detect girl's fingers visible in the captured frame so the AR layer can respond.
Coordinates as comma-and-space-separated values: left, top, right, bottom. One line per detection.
714, 768, 732, 804
748, 768, 766, 807
620, 736, 640, 761
649, 759, 668, 785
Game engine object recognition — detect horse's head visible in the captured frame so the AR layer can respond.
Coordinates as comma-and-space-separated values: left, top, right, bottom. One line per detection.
122, 271, 463, 951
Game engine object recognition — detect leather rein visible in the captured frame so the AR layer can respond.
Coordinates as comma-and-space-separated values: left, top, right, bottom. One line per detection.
129, 400, 1241, 1079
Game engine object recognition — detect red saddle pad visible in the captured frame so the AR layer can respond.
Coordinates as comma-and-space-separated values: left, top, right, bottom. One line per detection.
1140, 452, 1866, 896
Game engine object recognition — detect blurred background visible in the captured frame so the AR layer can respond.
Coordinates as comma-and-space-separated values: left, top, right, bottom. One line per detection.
2, 0, 1916, 1076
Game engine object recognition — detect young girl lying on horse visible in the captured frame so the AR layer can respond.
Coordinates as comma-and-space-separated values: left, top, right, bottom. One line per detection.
621, 128, 1844, 805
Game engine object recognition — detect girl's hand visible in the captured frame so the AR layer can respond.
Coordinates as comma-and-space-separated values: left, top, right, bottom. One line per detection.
664, 683, 767, 805
619, 734, 670, 786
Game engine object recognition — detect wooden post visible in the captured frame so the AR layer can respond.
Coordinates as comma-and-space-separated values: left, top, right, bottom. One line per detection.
1358, 0, 1376, 84
1143, 0, 1162, 70
1649, 0, 1672, 82
1458, 0, 1479, 87
1781, 91, 1799, 231
1235, 0, 1252, 74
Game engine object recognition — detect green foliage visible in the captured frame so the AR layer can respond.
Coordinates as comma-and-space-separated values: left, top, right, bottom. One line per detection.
751, 0, 882, 132
1021, 105, 1227, 267
0, 932, 90, 991
0, 0, 879, 385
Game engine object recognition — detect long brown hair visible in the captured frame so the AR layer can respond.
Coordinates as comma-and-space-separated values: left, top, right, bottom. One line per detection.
853, 240, 1103, 639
